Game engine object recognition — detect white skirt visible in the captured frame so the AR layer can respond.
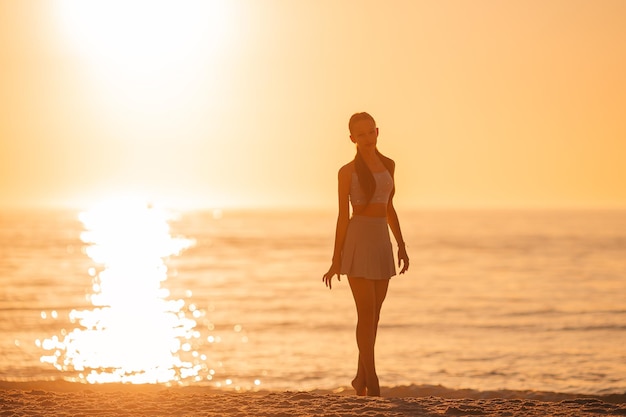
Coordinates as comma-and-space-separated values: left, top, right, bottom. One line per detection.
340, 215, 396, 280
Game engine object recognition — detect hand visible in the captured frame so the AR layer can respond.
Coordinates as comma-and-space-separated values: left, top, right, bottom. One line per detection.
398, 245, 409, 274
322, 262, 341, 289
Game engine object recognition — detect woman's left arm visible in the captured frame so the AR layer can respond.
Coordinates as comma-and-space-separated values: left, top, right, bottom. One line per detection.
387, 200, 409, 274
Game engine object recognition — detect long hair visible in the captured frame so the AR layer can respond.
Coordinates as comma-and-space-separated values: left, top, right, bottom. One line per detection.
349, 112, 395, 204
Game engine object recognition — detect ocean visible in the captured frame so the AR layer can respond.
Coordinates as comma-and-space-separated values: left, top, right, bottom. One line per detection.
0, 206, 625, 395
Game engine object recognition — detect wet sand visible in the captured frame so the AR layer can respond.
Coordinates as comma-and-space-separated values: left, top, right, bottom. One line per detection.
1, 381, 625, 416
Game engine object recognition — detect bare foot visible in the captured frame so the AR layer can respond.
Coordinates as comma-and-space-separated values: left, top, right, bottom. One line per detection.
367, 388, 380, 397
351, 377, 367, 396
366, 376, 380, 397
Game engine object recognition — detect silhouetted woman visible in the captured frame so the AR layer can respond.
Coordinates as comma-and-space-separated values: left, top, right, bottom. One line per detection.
323, 112, 409, 397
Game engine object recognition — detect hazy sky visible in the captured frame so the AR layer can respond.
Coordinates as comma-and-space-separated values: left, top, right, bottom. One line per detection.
1, 0, 625, 209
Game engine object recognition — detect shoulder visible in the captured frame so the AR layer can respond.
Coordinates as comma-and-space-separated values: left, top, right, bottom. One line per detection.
381, 153, 395, 165
337, 161, 354, 192
338, 161, 355, 178
380, 154, 396, 174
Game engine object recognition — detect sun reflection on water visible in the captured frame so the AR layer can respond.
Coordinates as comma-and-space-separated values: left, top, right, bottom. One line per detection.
39, 201, 204, 384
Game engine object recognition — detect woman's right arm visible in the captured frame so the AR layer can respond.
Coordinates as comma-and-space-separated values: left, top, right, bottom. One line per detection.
323, 165, 351, 289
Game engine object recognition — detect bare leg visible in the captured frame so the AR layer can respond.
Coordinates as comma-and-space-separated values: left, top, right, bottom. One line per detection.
348, 277, 389, 397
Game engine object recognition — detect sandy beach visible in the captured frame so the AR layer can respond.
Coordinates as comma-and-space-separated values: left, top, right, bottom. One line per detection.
1, 381, 624, 417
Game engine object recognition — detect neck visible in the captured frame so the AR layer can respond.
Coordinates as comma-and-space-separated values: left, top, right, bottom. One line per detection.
358, 146, 377, 160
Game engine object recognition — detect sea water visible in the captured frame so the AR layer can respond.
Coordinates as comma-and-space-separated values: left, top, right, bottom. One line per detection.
0, 207, 625, 394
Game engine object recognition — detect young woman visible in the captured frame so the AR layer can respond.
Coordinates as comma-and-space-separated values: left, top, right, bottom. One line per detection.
322, 112, 409, 397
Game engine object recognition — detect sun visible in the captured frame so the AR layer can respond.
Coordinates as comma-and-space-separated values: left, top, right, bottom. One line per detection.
54, 0, 234, 113
55, 0, 230, 64
50, 1, 252, 211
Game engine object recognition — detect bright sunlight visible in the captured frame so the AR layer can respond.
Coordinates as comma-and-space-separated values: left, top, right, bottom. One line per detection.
54, 0, 234, 115
39, 200, 204, 384
55, 0, 230, 65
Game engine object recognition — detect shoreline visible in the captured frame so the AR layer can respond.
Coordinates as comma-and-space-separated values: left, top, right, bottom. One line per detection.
2, 380, 624, 401
1, 381, 624, 417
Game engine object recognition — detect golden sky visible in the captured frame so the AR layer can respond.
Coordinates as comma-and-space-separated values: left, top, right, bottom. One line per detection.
1, 0, 625, 209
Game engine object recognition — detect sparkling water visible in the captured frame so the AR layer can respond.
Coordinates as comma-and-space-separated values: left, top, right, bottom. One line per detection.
1, 207, 624, 394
